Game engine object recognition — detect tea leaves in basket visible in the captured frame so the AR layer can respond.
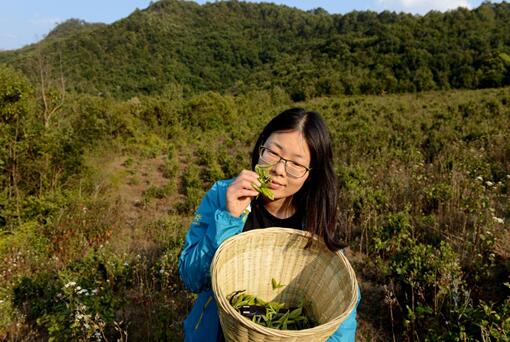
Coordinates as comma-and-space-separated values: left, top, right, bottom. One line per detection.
228, 290, 317, 330
271, 278, 285, 289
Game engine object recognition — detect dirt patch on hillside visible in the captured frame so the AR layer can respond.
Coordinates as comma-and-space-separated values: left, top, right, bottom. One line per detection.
99, 154, 182, 255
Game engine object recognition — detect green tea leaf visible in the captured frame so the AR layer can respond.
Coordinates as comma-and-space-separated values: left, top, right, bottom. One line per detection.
228, 290, 316, 330
272, 278, 284, 289
289, 307, 302, 319
253, 164, 274, 200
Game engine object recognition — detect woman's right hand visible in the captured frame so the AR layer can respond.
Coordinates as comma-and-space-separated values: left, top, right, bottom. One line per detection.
226, 170, 261, 217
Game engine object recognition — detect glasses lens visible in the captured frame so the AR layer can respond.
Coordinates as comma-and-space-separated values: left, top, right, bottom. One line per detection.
259, 147, 308, 178
259, 147, 278, 164
286, 163, 307, 177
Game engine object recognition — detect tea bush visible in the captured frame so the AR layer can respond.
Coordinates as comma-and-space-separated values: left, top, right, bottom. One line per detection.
177, 164, 205, 214
12, 251, 129, 341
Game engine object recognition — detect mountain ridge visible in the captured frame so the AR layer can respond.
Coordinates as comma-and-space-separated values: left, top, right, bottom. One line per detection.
1, 0, 509, 99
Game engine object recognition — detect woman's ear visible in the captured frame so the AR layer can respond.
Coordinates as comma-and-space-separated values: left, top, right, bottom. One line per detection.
304, 169, 312, 183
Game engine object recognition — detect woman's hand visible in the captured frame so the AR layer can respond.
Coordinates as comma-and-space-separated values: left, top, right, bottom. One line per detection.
226, 170, 260, 217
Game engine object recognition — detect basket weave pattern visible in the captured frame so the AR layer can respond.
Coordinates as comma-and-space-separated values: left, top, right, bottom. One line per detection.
211, 228, 358, 342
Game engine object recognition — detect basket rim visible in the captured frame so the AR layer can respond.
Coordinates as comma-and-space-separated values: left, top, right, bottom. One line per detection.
211, 227, 359, 337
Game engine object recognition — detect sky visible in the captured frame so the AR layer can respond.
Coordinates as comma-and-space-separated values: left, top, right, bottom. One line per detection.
0, 0, 504, 51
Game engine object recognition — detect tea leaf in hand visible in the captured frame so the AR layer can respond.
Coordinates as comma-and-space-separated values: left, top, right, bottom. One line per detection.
253, 164, 274, 200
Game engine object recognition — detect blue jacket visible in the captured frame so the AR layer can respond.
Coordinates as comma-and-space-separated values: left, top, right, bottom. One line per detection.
179, 179, 360, 341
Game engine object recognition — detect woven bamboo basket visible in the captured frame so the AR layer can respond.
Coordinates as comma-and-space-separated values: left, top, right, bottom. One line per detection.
211, 227, 358, 342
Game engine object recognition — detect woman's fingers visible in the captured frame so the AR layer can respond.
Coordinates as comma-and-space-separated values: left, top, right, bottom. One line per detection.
228, 181, 259, 200
240, 171, 260, 183
236, 188, 259, 199
240, 179, 261, 191
226, 169, 261, 217
233, 171, 261, 191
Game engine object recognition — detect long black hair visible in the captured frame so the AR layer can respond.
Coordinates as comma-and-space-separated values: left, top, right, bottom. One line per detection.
251, 108, 344, 251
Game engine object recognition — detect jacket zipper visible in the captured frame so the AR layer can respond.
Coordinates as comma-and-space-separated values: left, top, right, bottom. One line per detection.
194, 294, 213, 330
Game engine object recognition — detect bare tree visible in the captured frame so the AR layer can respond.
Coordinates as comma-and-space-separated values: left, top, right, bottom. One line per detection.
36, 47, 66, 128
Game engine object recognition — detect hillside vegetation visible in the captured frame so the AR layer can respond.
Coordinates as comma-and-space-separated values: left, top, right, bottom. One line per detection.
0, 0, 509, 341
1, 61, 509, 340
0, 1, 510, 99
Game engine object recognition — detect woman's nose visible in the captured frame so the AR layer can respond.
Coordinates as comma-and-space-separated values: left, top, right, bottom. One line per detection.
272, 159, 286, 176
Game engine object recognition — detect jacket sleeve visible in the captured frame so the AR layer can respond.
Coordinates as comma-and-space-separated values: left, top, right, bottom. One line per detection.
178, 181, 246, 293
327, 285, 361, 342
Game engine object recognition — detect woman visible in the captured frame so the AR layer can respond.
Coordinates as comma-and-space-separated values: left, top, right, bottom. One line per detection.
179, 108, 360, 341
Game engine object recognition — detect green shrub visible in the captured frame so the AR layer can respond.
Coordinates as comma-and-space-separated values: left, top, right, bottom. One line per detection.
143, 185, 172, 204
176, 165, 205, 214
11, 250, 131, 341
183, 91, 236, 130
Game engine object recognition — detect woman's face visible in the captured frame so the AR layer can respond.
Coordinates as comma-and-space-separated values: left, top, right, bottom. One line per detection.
258, 130, 311, 200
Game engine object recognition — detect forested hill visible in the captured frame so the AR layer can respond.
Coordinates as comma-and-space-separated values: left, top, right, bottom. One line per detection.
1, 0, 510, 99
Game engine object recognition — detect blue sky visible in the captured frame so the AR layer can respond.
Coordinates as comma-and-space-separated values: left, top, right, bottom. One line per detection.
0, 0, 503, 51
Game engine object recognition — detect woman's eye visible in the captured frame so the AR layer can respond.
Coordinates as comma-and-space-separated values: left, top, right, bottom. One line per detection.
268, 150, 279, 157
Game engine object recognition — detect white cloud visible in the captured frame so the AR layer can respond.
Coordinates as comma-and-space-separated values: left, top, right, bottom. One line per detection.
377, 0, 471, 14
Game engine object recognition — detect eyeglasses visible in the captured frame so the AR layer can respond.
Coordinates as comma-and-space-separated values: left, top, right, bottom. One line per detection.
259, 146, 311, 178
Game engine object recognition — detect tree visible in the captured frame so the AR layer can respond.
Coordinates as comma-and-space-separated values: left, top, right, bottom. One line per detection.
0, 64, 33, 223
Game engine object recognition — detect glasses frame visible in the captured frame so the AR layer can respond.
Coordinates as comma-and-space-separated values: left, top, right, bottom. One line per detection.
258, 146, 311, 178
